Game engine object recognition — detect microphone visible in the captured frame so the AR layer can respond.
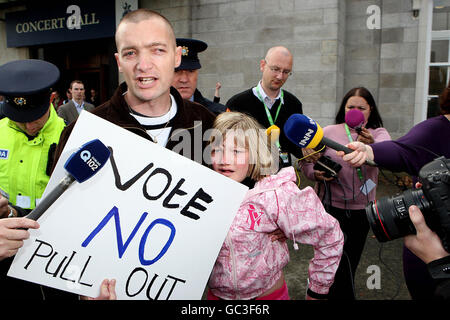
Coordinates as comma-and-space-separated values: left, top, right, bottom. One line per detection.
345, 109, 365, 134
26, 139, 111, 221
266, 124, 280, 145
283, 114, 377, 166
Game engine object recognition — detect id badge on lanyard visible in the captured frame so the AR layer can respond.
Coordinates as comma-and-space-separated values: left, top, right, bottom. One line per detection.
256, 87, 284, 137
256, 88, 289, 164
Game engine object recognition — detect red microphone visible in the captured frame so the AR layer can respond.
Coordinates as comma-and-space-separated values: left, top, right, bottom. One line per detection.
345, 109, 365, 134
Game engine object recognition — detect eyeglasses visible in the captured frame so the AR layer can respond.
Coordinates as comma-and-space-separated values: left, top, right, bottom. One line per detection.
265, 60, 292, 76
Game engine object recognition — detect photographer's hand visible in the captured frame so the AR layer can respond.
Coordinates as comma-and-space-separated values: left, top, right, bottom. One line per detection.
404, 205, 449, 264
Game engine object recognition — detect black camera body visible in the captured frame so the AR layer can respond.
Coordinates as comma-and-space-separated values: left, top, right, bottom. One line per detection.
313, 155, 342, 178
366, 157, 450, 251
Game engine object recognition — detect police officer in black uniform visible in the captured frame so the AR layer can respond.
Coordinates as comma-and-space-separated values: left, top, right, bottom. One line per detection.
172, 38, 226, 115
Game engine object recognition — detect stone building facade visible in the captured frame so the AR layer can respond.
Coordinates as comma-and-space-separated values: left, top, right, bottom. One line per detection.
141, 0, 436, 138
0, 0, 443, 138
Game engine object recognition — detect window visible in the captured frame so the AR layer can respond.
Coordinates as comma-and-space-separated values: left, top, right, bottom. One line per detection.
428, 5, 450, 118
429, 33, 450, 117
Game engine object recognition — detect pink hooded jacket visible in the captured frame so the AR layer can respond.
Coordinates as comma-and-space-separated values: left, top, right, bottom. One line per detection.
208, 167, 344, 300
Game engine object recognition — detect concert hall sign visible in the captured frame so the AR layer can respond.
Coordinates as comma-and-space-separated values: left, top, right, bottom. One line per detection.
5, 0, 137, 47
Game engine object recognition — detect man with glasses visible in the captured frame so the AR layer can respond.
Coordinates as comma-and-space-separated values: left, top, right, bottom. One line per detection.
226, 46, 303, 168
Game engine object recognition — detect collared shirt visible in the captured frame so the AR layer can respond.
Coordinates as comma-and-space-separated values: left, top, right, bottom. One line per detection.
72, 99, 85, 114
252, 81, 283, 110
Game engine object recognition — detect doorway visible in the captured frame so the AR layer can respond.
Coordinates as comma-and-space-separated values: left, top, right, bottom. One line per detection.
30, 37, 118, 107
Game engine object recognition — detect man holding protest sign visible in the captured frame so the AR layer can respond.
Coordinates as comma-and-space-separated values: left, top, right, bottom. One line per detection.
2, 9, 216, 301
48, 9, 217, 300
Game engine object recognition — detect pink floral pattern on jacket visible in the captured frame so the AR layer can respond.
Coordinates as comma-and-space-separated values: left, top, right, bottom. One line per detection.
208, 167, 344, 300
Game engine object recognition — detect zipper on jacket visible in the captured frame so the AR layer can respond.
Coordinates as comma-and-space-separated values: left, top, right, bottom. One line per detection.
226, 235, 240, 300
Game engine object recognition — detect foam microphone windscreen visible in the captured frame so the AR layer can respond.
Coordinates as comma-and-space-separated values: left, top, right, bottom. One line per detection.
266, 124, 280, 145
345, 109, 365, 129
283, 114, 323, 149
64, 139, 111, 183
284, 114, 378, 167
26, 139, 111, 221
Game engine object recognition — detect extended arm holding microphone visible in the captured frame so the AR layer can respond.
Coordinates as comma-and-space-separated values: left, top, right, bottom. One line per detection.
339, 141, 375, 168
26, 139, 111, 221
283, 114, 377, 167
320, 138, 376, 167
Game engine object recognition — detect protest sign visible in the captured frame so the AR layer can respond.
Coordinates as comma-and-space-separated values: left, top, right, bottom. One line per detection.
8, 111, 247, 300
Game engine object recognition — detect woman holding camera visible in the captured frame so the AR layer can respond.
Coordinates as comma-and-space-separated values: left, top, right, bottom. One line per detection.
301, 87, 391, 299
341, 85, 450, 300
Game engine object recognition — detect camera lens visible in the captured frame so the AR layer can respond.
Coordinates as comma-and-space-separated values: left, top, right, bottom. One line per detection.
366, 189, 431, 242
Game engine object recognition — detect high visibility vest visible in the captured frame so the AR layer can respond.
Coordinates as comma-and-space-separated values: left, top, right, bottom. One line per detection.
0, 107, 65, 209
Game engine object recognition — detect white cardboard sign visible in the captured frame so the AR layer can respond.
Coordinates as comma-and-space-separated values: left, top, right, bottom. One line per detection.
8, 111, 247, 300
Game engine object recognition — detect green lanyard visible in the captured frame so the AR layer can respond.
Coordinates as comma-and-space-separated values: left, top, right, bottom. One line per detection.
255, 87, 284, 148
344, 124, 364, 181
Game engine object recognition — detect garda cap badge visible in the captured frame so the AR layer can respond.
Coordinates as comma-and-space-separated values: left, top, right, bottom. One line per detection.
13, 97, 27, 107
181, 46, 189, 56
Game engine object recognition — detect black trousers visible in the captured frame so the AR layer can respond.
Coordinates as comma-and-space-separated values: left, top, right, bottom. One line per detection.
403, 246, 437, 300
325, 206, 370, 300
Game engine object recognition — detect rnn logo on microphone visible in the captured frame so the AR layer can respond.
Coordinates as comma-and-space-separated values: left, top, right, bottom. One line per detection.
298, 129, 315, 147
80, 150, 101, 171
298, 116, 317, 147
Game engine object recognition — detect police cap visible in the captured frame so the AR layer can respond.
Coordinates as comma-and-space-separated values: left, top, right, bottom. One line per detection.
175, 38, 208, 71
0, 59, 60, 123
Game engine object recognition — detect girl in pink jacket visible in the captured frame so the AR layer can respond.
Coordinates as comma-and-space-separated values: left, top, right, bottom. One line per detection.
207, 112, 344, 300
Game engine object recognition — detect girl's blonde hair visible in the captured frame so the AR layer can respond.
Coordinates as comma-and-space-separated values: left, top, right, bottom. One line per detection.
210, 112, 278, 181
